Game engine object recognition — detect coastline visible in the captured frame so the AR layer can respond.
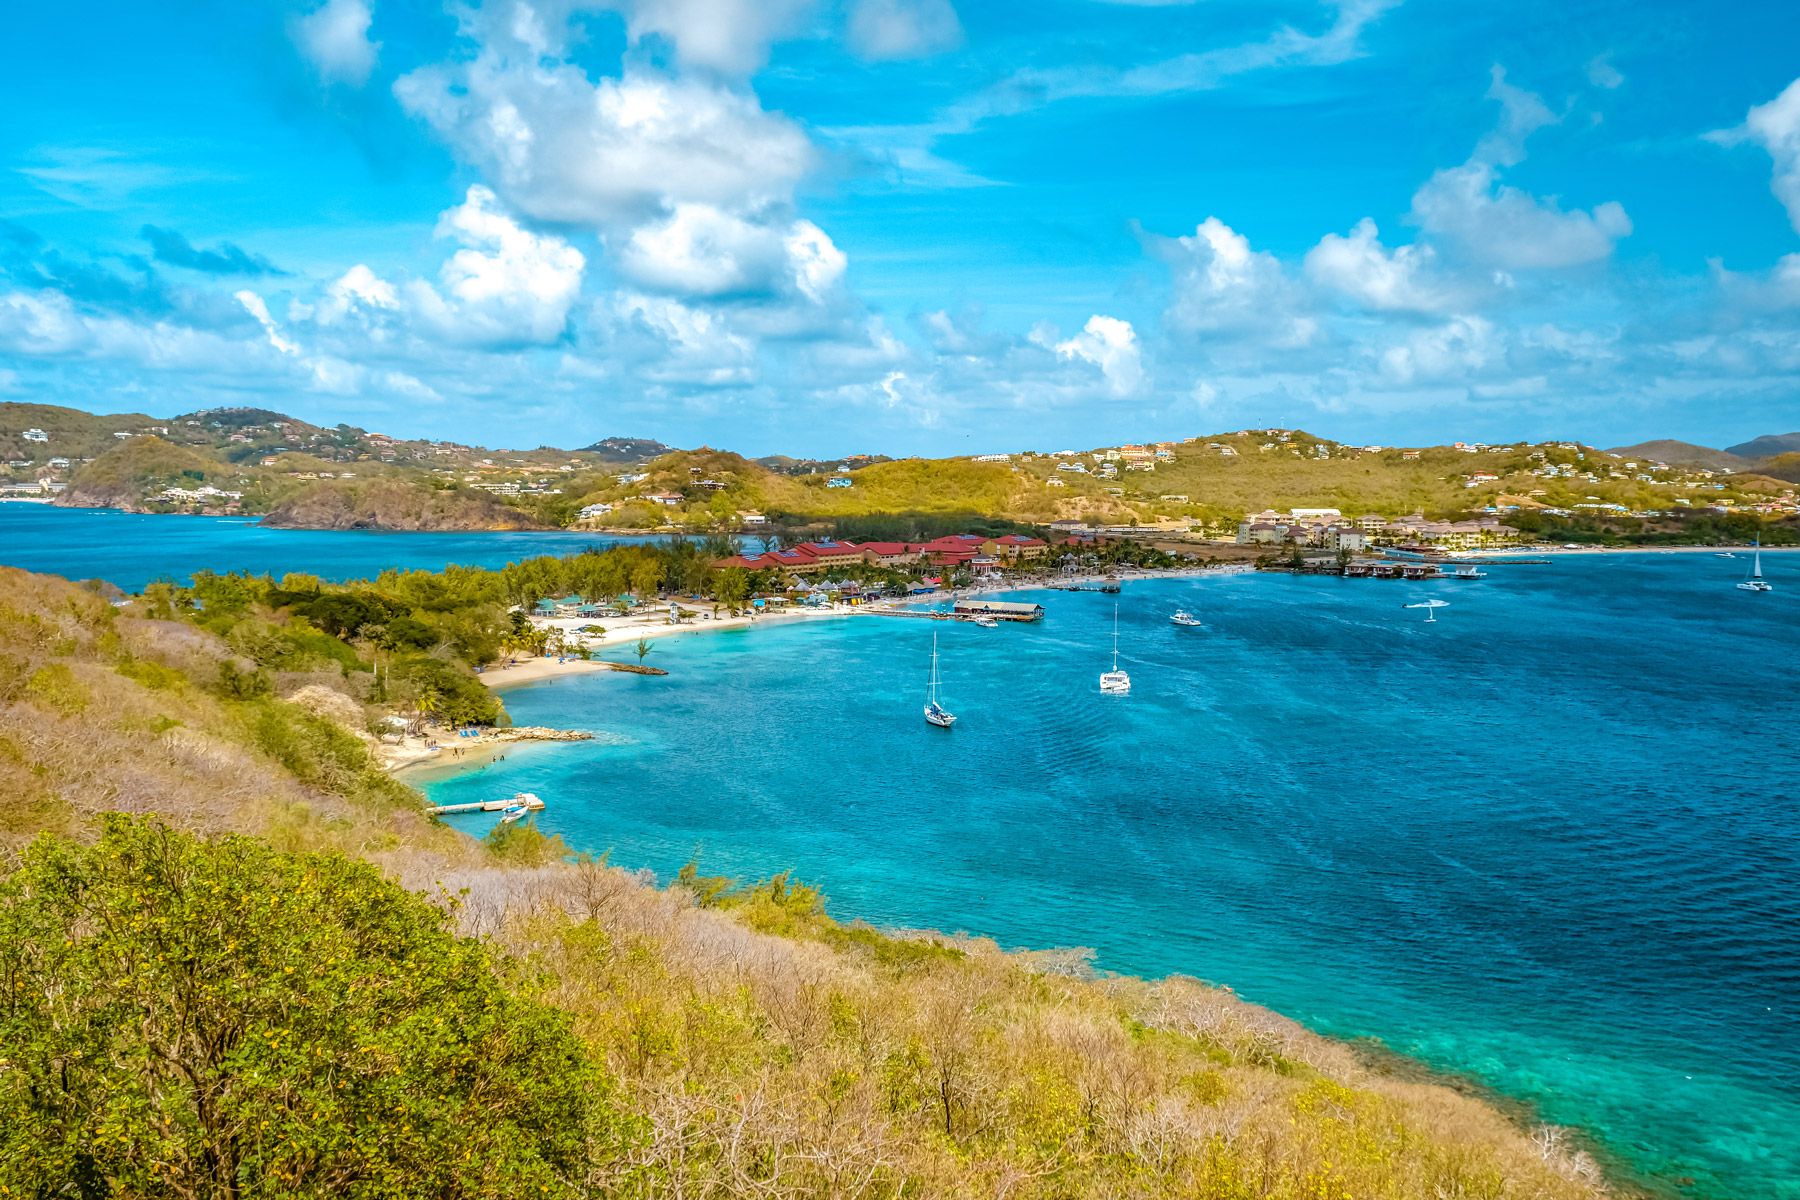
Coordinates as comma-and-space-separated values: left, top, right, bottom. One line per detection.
403, 619, 1642, 1198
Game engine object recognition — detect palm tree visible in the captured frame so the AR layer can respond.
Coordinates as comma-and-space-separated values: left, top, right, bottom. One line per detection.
412, 686, 442, 736
634, 637, 654, 666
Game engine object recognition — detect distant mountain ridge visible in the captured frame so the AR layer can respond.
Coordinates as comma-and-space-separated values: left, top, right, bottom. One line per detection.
1606, 439, 1747, 471
1725, 431, 1800, 459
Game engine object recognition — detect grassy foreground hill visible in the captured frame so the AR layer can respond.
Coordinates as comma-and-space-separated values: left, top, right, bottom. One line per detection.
0, 564, 1620, 1198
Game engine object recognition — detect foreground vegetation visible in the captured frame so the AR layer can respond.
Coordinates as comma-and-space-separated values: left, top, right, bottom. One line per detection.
0, 566, 1621, 1198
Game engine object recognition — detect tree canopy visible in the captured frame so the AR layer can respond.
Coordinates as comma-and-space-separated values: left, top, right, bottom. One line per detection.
0, 817, 612, 1198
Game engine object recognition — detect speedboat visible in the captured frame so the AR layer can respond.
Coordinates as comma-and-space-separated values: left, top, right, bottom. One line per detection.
499, 804, 528, 825
971, 615, 998, 628
1170, 610, 1203, 627
1716, 552, 1738, 559
1452, 566, 1486, 580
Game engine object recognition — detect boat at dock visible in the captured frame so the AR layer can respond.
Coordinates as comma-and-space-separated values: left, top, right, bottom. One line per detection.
924, 632, 957, 727
425, 790, 545, 817
1737, 539, 1773, 593
1452, 566, 1487, 580
971, 615, 998, 628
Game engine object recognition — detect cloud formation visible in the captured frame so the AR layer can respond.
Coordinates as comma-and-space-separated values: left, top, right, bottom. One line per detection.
1048, 315, 1144, 397
1712, 77, 1800, 234
291, 0, 379, 86
847, 0, 963, 61
395, 64, 814, 228
141, 226, 284, 276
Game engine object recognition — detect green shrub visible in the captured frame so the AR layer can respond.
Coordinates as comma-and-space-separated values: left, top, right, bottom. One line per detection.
0, 816, 619, 1197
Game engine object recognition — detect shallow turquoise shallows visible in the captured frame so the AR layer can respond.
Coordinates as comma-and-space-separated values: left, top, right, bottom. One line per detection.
421, 557, 1800, 1200
0, 503, 648, 588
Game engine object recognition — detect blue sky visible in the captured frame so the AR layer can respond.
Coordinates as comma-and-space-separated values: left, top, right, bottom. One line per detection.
4, 0, 1800, 456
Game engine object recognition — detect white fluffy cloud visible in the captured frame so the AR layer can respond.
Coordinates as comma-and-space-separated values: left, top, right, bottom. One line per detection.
1378, 315, 1500, 384
847, 0, 963, 61
1410, 163, 1631, 269
395, 62, 814, 227
1152, 217, 1315, 345
1409, 68, 1631, 270
291, 0, 379, 86
613, 292, 756, 384
406, 186, 586, 345
1304, 218, 1457, 312
616, 203, 845, 303
1711, 77, 1800, 235
235, 290, 301, 355
1049, 315, 1144, 397
604, 0, 817, 76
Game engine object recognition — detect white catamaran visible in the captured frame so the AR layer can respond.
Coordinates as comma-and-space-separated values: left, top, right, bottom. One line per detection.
924, 632, 957, 727
1100, 603, 1131, 694
1737, 538, 1773, 593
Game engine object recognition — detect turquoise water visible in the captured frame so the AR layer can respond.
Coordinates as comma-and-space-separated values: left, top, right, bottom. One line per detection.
0, 504, 648, 589
421, 557, 1800, 1199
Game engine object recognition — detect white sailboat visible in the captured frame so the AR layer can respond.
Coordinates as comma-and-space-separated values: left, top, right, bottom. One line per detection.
1737, 538, 1773, 593
1099, 603, 1131, 694
1404, 599, 1450, 623
924, 632, 957, 727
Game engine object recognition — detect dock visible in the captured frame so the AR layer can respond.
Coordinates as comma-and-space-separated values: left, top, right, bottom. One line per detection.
425, 791, 545, 816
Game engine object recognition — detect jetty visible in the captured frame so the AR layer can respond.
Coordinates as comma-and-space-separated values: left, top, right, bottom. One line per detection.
425, 791, 546, 817
865, 600, 1044, 624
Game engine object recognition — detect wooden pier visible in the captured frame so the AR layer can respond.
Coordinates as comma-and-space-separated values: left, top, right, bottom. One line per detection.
425, 792, 545, 816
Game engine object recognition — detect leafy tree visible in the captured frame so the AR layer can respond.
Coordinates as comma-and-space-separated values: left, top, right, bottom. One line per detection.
0, 817, 611, 1198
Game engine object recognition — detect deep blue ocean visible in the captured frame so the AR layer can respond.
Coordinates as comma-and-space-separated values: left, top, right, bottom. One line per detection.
6, 506, 1798, 1197
0, 503, 647, 588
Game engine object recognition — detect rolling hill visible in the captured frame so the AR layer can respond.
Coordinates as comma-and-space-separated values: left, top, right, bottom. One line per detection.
1607, 439, 1748, 472
6, 401, 1798, 533
1725, 431, 1800, 459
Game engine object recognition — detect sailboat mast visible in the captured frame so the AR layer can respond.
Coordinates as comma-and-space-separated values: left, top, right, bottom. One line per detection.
928, 633, 937, 703
1111, 603, 1120, 671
